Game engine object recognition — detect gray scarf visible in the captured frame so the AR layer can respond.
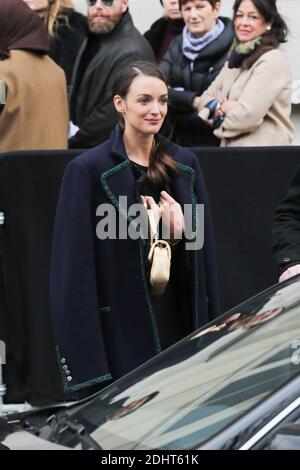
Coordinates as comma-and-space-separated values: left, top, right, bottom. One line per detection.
182, 19, 225, 63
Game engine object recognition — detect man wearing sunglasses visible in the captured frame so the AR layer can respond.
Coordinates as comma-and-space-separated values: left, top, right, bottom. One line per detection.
69, 0, 155, 148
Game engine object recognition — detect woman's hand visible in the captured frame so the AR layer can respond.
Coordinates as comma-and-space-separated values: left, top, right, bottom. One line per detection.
159, 191, 185, 244
193, 96, 202, 111
279, 264, 300, 283
221, 100, 239, 113
141, 195, 161, 227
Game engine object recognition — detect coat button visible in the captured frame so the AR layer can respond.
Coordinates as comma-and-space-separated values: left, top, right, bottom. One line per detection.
283, 257, 291, 263
61, 358, 66, 364
67, 376, 73, 382
65, 370, 71, 376
62, 365, 68, 371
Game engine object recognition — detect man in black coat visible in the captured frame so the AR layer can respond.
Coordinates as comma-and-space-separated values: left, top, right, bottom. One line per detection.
69, 0, 155, 149
273, 164, 300, 282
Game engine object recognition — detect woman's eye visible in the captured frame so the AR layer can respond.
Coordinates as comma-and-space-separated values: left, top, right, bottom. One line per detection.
160, 98, 168, 105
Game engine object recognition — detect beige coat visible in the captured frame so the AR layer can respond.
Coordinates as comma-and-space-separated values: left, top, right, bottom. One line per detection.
199, 49, 294, 147
0, 50, 69, 152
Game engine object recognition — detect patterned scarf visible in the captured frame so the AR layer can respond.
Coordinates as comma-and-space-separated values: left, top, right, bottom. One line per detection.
182, 19, 225, 62
228, 34, 279, 69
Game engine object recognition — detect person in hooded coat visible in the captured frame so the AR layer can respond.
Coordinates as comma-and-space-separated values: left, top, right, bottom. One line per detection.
0, 0, 69, 152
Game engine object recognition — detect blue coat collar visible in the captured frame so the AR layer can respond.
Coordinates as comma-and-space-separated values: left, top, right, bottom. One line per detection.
110, 125, 178, 162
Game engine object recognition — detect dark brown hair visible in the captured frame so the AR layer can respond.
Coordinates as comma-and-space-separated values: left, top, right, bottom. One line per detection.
179, 0, 220, 9
112, 61, 179, 188
233, 0, 288, 43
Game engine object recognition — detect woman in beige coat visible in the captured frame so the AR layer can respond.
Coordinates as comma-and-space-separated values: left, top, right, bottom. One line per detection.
196, 0, 294, 147
0, 0, 69, 153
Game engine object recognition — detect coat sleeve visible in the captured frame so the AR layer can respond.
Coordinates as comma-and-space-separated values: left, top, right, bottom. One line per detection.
215, 51, 292, 138
196, 64, 227, 110
160, 43, 197, 112
50, 158, 112, 393
272, 165, 300, 275
69, 88, 118, 148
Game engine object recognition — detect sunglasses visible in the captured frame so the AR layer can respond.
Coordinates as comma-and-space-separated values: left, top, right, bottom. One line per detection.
86, 0, 115, 6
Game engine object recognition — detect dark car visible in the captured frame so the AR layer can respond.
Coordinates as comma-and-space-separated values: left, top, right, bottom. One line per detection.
1, 276, 300, 450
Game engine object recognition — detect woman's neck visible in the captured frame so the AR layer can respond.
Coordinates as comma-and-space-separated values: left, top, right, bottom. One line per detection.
123, 130, 155, 167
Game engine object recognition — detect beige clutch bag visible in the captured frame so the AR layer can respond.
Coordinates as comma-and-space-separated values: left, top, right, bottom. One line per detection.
147, 208, 171, 296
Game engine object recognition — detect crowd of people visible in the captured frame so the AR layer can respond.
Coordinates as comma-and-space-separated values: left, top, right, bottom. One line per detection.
0, 0, 295, 152
1, 0, 299, 398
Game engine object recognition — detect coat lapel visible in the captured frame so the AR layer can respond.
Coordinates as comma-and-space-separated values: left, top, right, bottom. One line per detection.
100, 159, 137, 215
99, 130, 148, 242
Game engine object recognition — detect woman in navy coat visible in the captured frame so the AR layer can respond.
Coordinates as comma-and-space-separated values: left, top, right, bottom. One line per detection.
50, 61, 219, 396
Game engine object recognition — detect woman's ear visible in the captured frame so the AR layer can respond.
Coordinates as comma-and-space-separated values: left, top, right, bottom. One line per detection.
214, 2, 221, 17
114, 95, 125, 113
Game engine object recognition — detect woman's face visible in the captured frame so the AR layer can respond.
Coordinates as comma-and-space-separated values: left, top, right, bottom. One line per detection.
114, 75, 168, 137
22, 0, 49, 14
234, 0, 270, 43
162, 0, 182, 20
181, 1, 220, 38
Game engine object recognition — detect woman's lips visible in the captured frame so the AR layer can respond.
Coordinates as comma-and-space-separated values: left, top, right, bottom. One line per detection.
146, 119, 161, 125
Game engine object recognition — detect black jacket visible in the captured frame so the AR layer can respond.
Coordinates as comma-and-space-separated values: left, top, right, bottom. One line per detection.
273, 164, 300, 275
160, 17, 234, 146
69, 11, 155, 149
144, 16, 184, 62
50, 9, 87, 86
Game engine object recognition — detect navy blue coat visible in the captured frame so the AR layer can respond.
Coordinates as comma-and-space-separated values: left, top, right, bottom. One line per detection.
50, 128, 219, 393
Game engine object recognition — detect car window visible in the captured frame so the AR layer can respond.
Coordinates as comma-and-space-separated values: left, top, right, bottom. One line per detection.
60, 280, 300, 450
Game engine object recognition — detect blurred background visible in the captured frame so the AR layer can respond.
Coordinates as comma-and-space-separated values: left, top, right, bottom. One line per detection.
73, 0, 300, 143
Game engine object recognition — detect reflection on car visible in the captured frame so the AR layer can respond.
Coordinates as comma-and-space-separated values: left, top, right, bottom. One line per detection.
1, 276, 300, 450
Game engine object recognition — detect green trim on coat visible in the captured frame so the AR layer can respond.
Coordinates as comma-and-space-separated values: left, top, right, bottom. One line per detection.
99, 306, 111, 313
100, 162, 161, 354
138, 239, 161, 353
56, 346, 112, 393
100, 160, 147, 245
174, 162, 198, 329
175, 162, 197, 233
